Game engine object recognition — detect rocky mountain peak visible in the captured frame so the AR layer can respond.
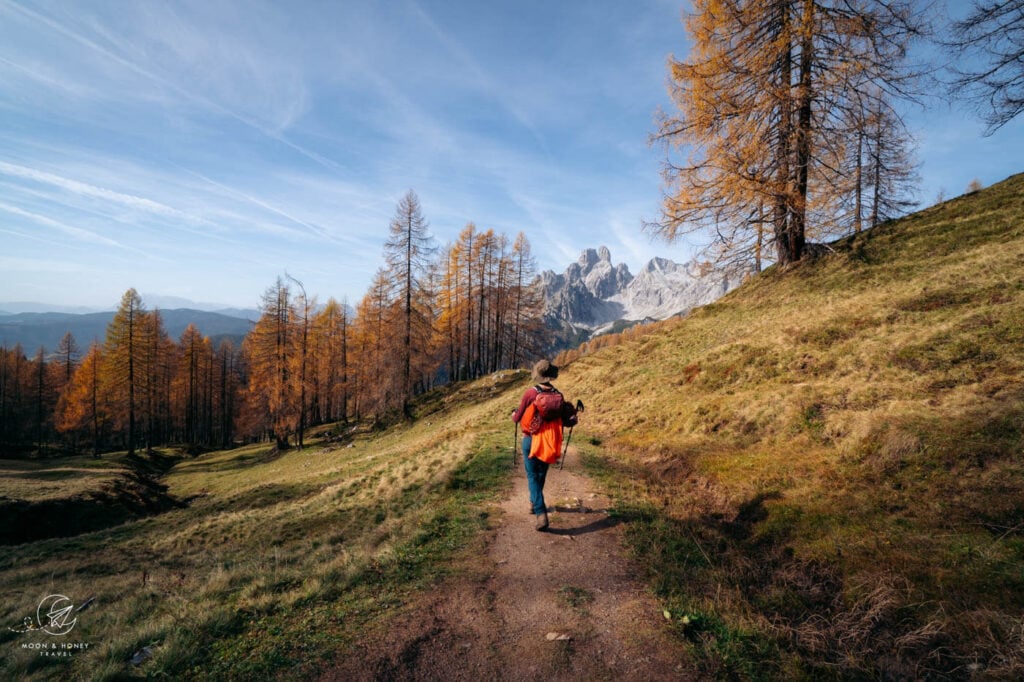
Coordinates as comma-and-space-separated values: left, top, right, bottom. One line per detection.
539, 246, 746, 341
642, 256, 675, 274
578, 246, 613, 269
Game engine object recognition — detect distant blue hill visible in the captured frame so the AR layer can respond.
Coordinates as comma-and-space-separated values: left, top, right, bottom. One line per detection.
0, 309, 255, 356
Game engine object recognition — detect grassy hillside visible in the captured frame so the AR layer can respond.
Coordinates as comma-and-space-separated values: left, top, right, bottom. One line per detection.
2, 175, 1021, 680
0, 373, 522, 680
553, 173, 1024, 678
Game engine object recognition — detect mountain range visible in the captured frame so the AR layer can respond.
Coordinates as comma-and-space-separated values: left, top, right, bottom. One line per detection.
0, 309, 255, 355
539, 246, 744, 347
2, 249, 741, 355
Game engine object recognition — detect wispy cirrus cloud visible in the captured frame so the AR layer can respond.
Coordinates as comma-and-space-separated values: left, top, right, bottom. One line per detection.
0, 161, 185, 218
1, 0, 336, 171
0, 201, 142, 253
0, 55, 97, 99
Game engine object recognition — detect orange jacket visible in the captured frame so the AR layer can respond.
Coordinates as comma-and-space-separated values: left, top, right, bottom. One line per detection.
529, 414, 563, 464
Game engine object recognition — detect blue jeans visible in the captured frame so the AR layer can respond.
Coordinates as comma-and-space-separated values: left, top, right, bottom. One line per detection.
522, 435, 550, 514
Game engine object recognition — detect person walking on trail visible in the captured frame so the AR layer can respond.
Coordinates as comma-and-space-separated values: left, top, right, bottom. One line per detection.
511, 359, 579, 531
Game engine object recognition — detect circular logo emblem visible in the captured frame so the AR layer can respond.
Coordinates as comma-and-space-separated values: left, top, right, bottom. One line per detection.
37, 594, 77, 636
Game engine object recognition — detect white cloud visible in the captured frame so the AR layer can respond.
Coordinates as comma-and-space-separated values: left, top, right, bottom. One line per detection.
0, 161, 185, 218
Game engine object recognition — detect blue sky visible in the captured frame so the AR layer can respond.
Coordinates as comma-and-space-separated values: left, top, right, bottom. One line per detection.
1, 0, 1021, 312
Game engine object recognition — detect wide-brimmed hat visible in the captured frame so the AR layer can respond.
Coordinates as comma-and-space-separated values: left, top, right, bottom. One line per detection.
531, 359, 559, 383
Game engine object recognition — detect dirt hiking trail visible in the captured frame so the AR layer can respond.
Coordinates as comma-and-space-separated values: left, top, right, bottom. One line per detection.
323, 449, 691, 680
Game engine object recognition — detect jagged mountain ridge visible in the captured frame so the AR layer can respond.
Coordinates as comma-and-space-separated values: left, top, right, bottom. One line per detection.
539, 246, 742, 336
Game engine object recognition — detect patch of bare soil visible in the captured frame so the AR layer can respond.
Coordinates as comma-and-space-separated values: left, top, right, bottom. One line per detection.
322, 449, 691, 680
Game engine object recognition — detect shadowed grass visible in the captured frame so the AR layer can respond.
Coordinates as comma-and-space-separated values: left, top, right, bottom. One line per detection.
567, 174, 1024, 679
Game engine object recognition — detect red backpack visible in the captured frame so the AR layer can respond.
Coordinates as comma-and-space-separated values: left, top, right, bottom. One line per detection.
525, 385, 564, 434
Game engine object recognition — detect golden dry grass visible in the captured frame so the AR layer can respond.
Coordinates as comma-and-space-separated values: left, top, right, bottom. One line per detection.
0, 371, 525, 680
558, 173, 1024, 678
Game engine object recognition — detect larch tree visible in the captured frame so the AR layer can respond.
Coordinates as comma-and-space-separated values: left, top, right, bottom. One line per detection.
383, 189, 436, 416
436, 242, 466, 383
0, 347, 13, 449
50, 331, 80, 451
839, 88, 920, 233
54, 331, 80, 387
351, 268, 395, 420
176, 323, 211, 450
864, 99, 920, 228
103, 288, 147, 455
651, 0, 925, 266
458, 223, 477, 380
214, 340, 240, 449
140, 308, 174, 451
472, 230, 492, 375
30, 347, 55, 452
947, 0, 1024, 133
314, 298, 349, 424
509, 232, 544, 369
286, 274, 315, 448
0, 345, 29, 450
410, 261, 440, 394
245, 278, 295, 448
57, 343, 107, 457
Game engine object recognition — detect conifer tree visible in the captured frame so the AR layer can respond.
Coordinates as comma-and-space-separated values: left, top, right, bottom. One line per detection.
510, 232, 543, 368
0, 346, 12, 450
57, 343, 107, 457
54, 332, 80, 386
30, 347, 55, 452
839, 89, 920, 233
314, 299, 349, 424
140, 308, 173, 451
215, 340, 239, 449
864, 100, 920, 228
1, 345, 28, 451
383, 190, 435, 415
458, 224, 477, 380
245, 278, 295, 448
286, 274, 315, 448
103, 289, 147, 455
351, 269, 395, 420
176, 324, 210, 449
652, 0, 924, 265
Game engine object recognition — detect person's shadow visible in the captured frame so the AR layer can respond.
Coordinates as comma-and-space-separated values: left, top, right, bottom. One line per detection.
544, 506, 622, 536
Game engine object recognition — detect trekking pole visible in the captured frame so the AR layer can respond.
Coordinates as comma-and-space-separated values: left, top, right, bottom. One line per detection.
559, 428, 573, 470
512, 419, 519, 469
559, 400, 585, 470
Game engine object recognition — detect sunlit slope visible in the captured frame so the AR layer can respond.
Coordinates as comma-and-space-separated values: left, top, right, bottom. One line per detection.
557, 173, 1024, 676
0, 373, 523, 680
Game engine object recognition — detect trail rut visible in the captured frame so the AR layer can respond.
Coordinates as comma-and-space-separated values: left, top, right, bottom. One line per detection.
323, 450, 690, 680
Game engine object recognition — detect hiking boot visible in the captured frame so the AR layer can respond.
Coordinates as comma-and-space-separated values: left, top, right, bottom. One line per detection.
535, 511, 549, 531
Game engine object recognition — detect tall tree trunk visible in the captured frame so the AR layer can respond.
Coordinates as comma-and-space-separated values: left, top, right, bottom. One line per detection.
791, 0, 814, 263
773, 0, 794, 265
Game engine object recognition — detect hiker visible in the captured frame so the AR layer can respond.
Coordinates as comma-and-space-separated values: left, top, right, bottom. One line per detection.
511, 359, 578, 531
